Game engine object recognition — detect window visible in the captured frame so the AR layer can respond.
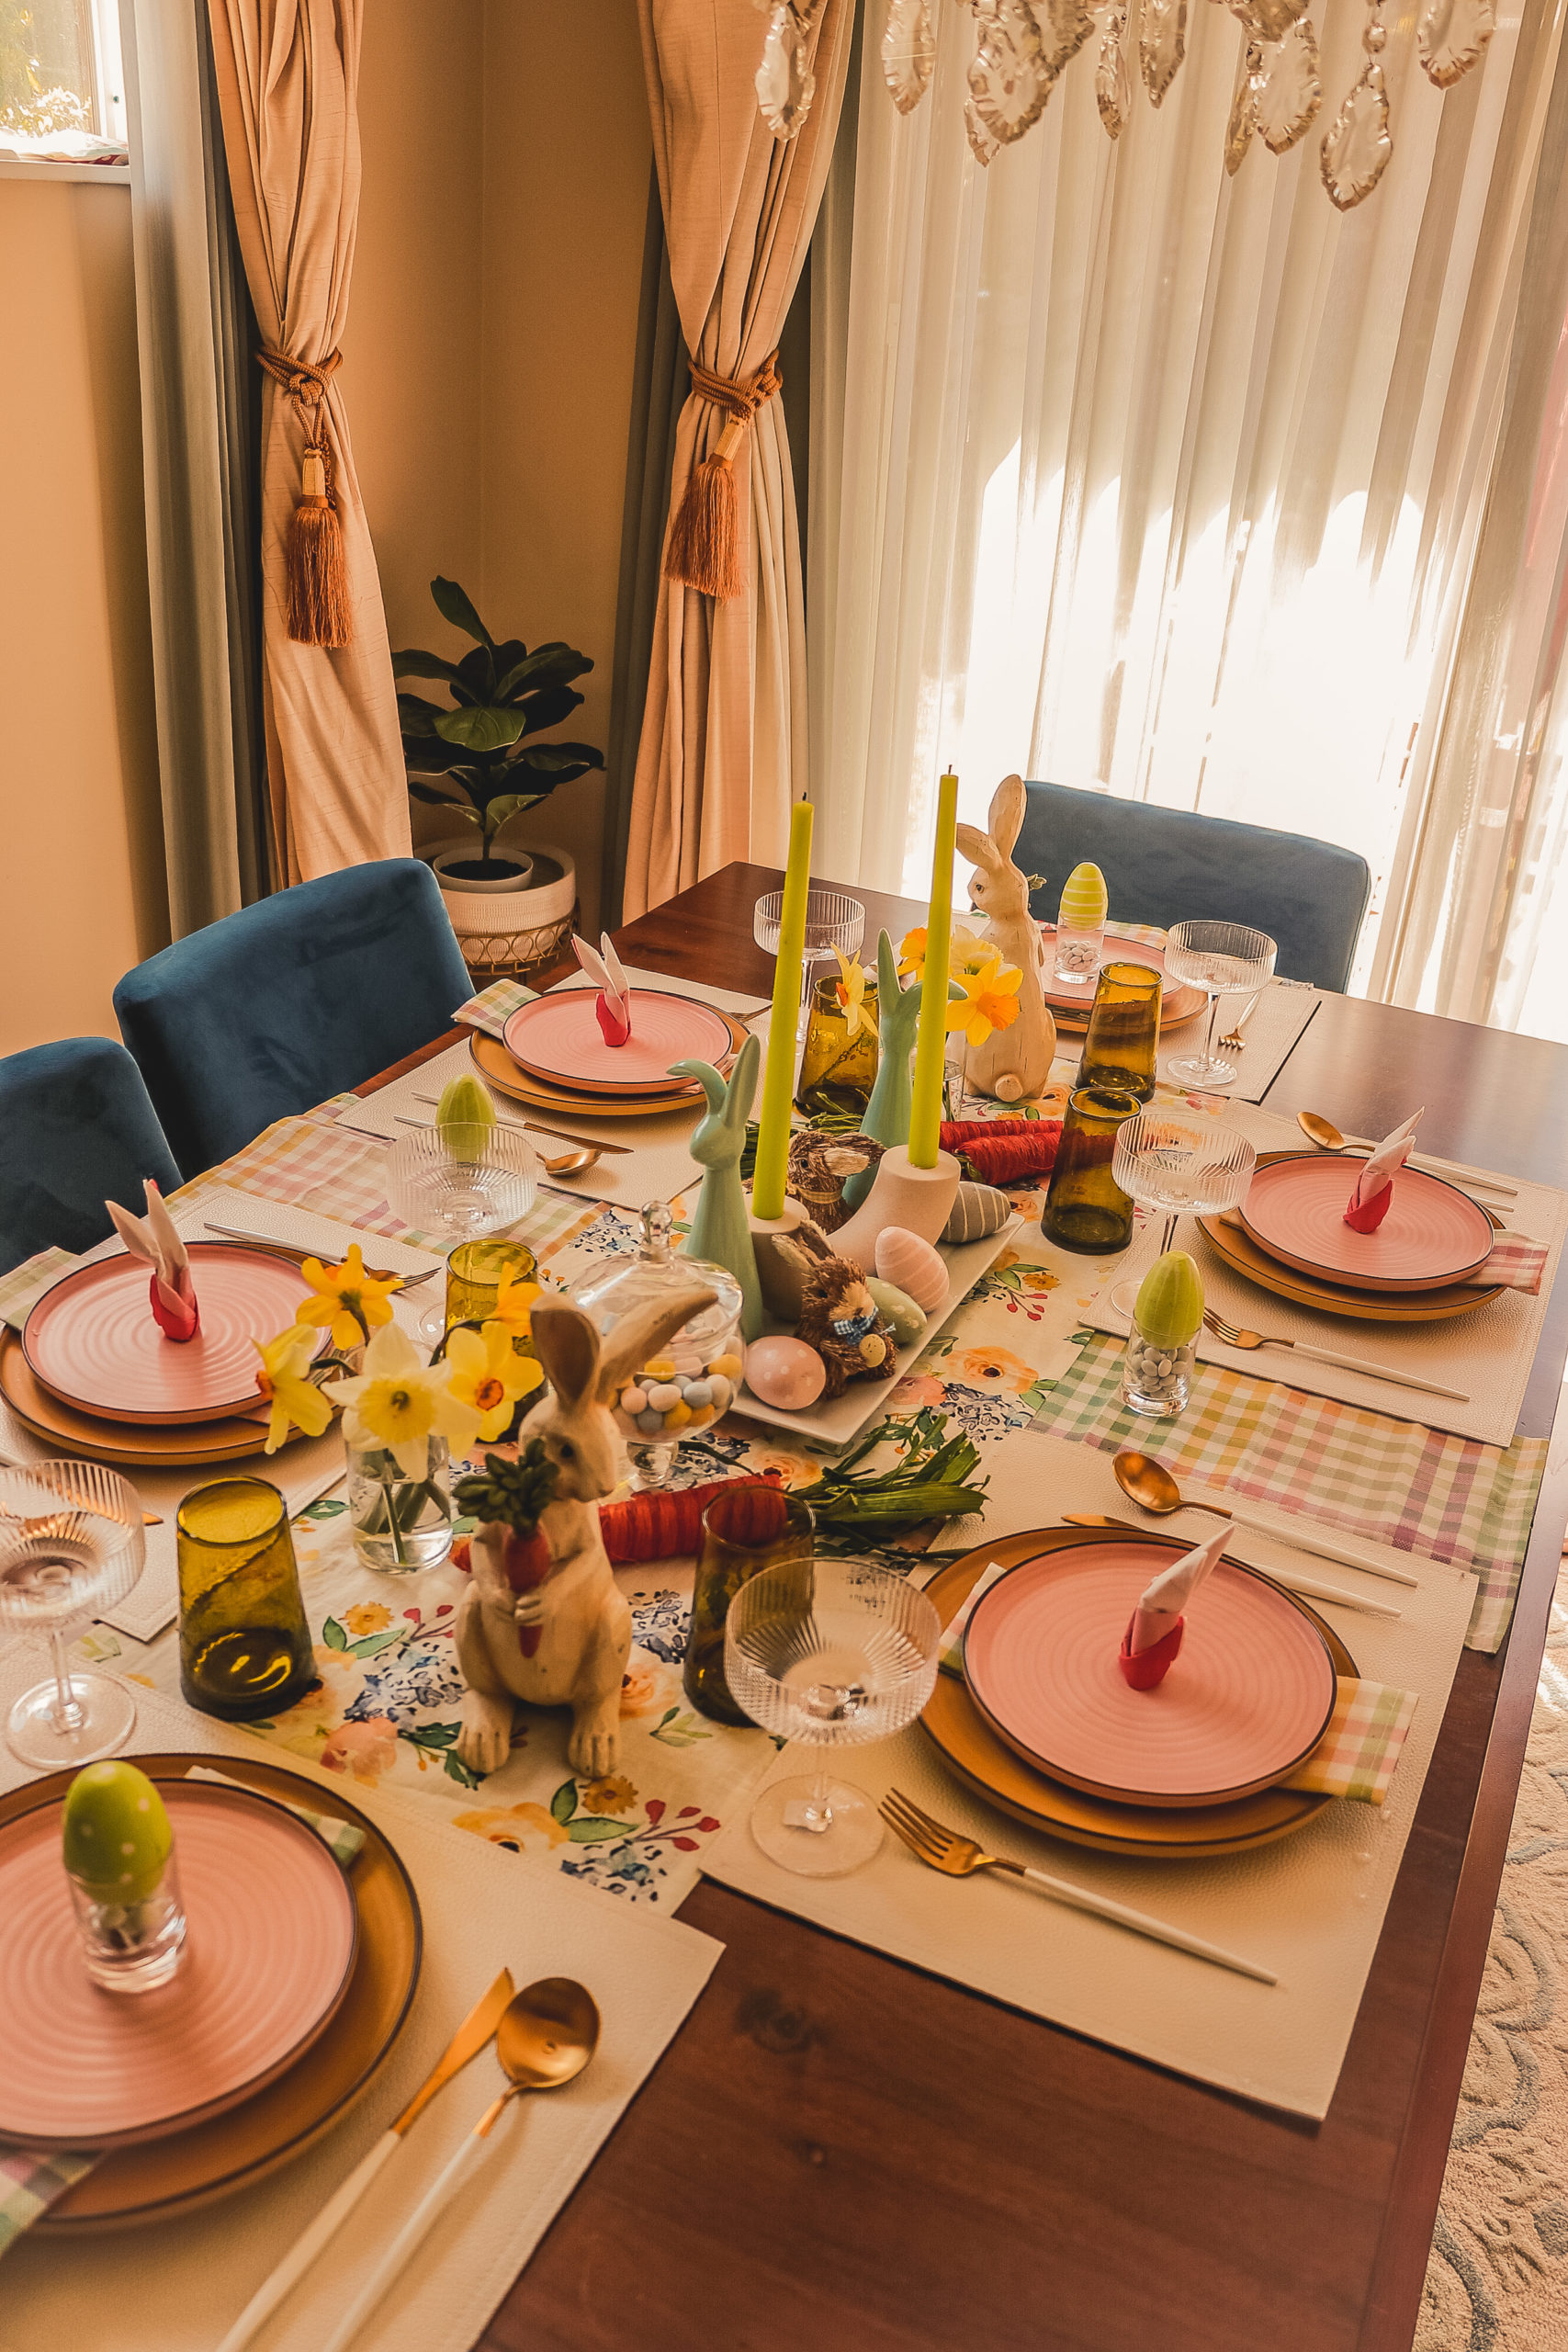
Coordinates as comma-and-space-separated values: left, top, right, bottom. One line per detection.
0, 0, 125, 159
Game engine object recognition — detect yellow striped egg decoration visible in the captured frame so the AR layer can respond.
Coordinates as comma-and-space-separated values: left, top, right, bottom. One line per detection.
1057, 861, 1108, 931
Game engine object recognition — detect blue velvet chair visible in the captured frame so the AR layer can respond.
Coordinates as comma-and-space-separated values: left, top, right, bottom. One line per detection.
0, 1038, 182, 1275
1012, 781, 1371, 991
114, 859, 473, 1179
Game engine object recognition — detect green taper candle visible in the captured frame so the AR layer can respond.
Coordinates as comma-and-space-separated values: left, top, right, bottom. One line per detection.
908, 771, 960, 1168
750, 798, 814, 1220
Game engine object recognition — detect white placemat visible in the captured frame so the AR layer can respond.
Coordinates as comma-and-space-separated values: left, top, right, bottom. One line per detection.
0, 1679, 722, 2352
702, 1429, 1474, 2119
1053, 977, 1320, 1104
1075, 1104, 1568, 1447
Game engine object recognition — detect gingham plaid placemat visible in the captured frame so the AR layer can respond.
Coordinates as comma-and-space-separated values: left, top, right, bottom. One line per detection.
1286, 1678, 1418, 1804
453, 978, 537, 1037
1033, 1334, 1547, 1652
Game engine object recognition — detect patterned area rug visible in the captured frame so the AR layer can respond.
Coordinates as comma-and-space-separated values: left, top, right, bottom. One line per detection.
1421, 1567, 1568, 2349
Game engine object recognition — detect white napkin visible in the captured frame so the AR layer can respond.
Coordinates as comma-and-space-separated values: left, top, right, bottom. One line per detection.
1129, 1525, 1230, 1654
105, 1179, 198, 1335
1348, 1107, 1423, 1214
571, 931, 631, 1038
937, 1558, 1010, 1675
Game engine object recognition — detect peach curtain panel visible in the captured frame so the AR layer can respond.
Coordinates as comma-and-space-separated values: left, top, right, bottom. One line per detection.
205, 0, 409, 885
625, 0, 852, 921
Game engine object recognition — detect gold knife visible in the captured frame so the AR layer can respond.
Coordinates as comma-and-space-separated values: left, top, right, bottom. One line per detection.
212, 1968, 516, 2352
1058, 1515, 1401, 1618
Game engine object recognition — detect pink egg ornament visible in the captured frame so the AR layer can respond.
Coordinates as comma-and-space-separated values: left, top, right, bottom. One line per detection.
743, 1334, 828, 1411
874, 1227, 948, 1314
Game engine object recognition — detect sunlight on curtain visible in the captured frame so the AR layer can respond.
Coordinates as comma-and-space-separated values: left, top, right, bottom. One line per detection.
814, 0, 1568, 1026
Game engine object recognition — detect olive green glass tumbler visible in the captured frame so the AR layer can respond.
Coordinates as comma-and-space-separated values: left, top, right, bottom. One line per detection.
1078, 960, 1162, 1101
683, 1487, 815, 1725
1041, 1086, 1141, 1254
177, 1477, 315, 1722
796, 972, 879, 1106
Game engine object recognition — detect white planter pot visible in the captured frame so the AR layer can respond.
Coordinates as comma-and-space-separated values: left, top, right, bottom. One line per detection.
425, 840, 578, 978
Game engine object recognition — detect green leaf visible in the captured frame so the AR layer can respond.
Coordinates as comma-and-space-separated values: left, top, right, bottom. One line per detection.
441, 1748, 480, 1789
490, 638, 527, 682
407, 778, 473, 810
493, 644, 592, 702
391, 649, 463, 683
397, 694, 444, 737
456, 644, 496, 702
322, 1617, 347, 1650
509, 740, 605, 773
566, 1816, 633, 1843
549, 1778, 578, 1825
480, 791, 537, 831
434, 706, 527, 752
404, 737, 487, 776
430, 576, 492, 647
514, 685, 585, 738
348, 1626, 406, 1658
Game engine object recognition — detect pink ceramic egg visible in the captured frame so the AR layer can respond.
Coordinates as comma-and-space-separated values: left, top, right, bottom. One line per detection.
743, 1335, 827, 1411
874, 1227, 948, 1313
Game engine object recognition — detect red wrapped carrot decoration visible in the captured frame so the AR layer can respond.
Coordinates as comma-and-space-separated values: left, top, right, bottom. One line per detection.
598, 1474, 784, 1564
940, 1118, 1062, 1187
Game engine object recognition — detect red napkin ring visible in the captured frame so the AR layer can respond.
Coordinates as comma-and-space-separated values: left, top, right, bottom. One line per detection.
150, 1272, 200, 1344
595, 992, 632, 1048
1343, 1180, 1393, 1234
1118, 1613, 1184, 1690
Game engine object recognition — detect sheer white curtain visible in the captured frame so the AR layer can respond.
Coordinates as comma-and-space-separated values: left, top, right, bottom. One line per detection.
811, 0, 1568, 1027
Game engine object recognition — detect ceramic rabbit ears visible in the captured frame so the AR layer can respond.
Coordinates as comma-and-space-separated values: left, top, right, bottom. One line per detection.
954, 773, 1026, 874
670, 1029, 761, 1131
531, 1289, 716, 1411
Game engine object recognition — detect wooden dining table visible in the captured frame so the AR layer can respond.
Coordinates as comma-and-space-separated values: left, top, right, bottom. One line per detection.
391, 861, 1568, 2352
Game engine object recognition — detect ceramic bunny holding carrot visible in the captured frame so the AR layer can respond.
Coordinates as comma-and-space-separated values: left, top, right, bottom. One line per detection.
455, 1287, 713, 1780
954, 773, 1056, 1102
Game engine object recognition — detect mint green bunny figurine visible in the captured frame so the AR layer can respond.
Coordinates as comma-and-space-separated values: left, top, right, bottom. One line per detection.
840, 933, 959, 1212
671, 1032, 764, 1340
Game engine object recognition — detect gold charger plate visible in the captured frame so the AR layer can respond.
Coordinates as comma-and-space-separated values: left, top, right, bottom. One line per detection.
0, 1329, 296, 1467
21, 1752, 422, 2233
470, 1031, 704, 1121
1196, 1150, 1506, 1324
919, 1528, 1354, 1859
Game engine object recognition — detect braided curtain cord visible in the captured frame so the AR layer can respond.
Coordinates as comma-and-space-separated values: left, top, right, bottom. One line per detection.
256, 347, 353, 648
662, 350, 784, 601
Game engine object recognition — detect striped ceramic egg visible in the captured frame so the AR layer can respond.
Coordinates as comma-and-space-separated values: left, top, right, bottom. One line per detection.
874, 1227, 948, 1312
942, 1182, 1011, 1244
1057, 861, 1108, 931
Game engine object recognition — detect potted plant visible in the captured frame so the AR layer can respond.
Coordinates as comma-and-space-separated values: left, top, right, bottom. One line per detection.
394, 577, 604, 970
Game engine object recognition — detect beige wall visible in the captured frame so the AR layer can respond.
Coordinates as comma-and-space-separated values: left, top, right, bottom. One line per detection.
352, 0, 651, 935
0, 178, 166, 1057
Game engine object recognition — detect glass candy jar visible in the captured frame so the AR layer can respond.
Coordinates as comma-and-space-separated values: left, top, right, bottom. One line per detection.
568, 1204, 745, 1488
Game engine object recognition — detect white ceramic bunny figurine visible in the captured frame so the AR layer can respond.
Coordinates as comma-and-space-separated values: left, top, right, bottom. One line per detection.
455, 1285, 715, 1781
954, 773, 1056, 1102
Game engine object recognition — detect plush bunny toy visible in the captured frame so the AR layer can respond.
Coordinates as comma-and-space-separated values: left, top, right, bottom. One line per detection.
954, 773, 1056, 1102
456, 1286, 714, 1780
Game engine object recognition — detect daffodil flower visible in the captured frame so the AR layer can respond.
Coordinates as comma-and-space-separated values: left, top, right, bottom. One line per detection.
832, 947, 875, 1041
295, 1243, 403, 1351
446, 1320, 545, 1442
491, 1265, 542, 1337
946, 952, 1023, 1047
898, 922, 990, 981
323, 1322, 482, 1481
253, 1325, 334, 1454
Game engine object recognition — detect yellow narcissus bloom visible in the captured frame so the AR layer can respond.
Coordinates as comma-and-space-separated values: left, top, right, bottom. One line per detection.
295, 1243, 403, 1351
253, 1325, 334, 1455
323, 1322, 482, 1481
491, 1265, 542, 1337
446, 1319, 545, 1441
897, 924, 927, 978
832, 947, 875, 1041
947, 953, 1023, 1047
898, 922, 990, 980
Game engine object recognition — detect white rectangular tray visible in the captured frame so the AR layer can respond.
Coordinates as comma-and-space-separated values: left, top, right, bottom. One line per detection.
730, 1216, 1021, 1448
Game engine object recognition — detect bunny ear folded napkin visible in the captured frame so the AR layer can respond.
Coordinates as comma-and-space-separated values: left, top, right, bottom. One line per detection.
107, 1180, 200, 1340
572, 932, 633, 1047
1343, 1108, 1423, 1232
1118, 1526, 1230, 1690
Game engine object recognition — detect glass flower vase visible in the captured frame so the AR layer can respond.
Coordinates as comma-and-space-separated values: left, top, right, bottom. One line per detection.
348, 1435, 454, 1574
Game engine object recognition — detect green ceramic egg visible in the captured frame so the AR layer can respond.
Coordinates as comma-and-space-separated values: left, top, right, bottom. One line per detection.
1134, 1250, 1203, 1350
436, 1074, 497, 1136
62, 1761, 173, 1904
1058, 861, 1108, 931
867, 1278, 927, 1344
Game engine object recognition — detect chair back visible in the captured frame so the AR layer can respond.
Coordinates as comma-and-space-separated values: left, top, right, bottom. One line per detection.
114, 860, 473, 1177
1012, 782, 1371, 991
0, 1037, 181, 1275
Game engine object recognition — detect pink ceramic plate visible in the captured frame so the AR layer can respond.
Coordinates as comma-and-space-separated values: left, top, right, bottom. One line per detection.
0, 1781, 357, 2150
1035, 929, 1207, 1023
23, 1244, 320, 1426
502, 989, 735, 1092
1238, 1152, 1495, 1293
962, 1542, 1337, 1806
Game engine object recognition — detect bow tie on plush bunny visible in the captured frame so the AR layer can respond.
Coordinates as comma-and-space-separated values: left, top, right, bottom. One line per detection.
954, 774, 1056, 1103
572, 931, 633, 1047
107, 1180, 200, 1341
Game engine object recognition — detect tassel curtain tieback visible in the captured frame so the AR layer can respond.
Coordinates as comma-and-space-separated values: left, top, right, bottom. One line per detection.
256, 346, 352, 648
663, 350, 784, 601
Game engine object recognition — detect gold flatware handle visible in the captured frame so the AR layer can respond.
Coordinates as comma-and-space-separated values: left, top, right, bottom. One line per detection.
202, 1224, 437, 1287
1058, 1516, 1402, 1615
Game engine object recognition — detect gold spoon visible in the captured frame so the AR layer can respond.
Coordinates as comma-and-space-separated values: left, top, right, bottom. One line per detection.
1111, 1450, 1415, 1584
1295, 1111, 1515, 1198
319, 1979, 601, 2352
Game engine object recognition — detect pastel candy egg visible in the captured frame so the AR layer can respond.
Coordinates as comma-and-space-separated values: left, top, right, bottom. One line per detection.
637, 1409, 666, 1436
62, 1761, 173, 1905
942, 1182, 1011, 1245
743, 1334, 827, 1411
707, 1374, 732, 1412
646, 1383, 682, 1413
874, 1227, 948, 1313
707, 1351, 743, 1379
621, 1385, 649, 1417
866, 1278, 926, 1344
643, 1357, 677, 1383
683, 1380, 713, 1409
665, 1400, 693, 1430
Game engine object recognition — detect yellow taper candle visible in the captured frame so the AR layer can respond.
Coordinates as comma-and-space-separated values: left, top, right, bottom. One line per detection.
908, 770, 959, 1168
750, 798, 815, 1221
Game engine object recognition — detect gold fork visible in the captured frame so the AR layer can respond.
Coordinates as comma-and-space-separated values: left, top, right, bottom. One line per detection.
1218, 991, 1261, 1053
1200, 1307, 1469, 1403
878, 1790, 1276, 1982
